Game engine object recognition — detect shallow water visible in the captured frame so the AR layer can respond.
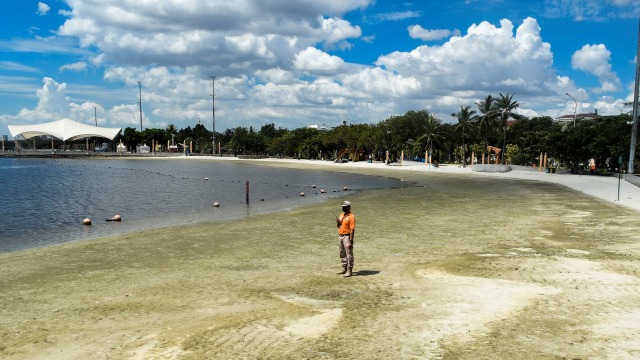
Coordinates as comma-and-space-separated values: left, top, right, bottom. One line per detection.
0, 158, 400, 253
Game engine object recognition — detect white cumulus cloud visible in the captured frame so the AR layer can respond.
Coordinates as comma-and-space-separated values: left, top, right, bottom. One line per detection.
57, 0, 366, 75
293, 47, 345, 73
4, 0, 632, 130
408, 25, 460, 41
377, 18, 556, 100
572, 44, 621, 93
37, 2, 50, 16
60, 61, 88, 73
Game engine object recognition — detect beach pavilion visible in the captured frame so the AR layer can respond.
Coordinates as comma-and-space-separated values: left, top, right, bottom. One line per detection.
8, 118, 121, 150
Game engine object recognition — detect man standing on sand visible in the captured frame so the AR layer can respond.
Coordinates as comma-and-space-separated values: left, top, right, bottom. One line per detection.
336, 200, 356, 277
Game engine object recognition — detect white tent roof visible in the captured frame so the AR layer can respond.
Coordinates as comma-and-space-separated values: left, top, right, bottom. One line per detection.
8, 118, 121, 141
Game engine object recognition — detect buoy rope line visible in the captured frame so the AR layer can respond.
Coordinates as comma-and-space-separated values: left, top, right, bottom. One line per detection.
43, 160, 355, 192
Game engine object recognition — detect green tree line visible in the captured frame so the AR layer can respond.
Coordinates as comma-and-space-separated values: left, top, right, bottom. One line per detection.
119, 93, 637, 171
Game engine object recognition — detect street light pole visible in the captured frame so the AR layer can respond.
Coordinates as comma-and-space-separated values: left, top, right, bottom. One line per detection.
210, 75, 216, 155
566, 92, 577, 127
138, 81, 143, 131
629, 20, 640, 174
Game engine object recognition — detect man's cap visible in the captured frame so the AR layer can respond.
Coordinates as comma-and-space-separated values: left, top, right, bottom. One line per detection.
342, 201, 351, 207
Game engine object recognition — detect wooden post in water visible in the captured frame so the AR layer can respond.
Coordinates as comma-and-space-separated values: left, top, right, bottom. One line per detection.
245, 180, 250, 204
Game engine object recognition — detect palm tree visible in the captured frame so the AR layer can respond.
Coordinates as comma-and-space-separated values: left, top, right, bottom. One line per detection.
475, 95, 499, 160
416, 112, 443, 164
495, 93, 522, 164
451, 105, 477, 167
165, 124, 177, 150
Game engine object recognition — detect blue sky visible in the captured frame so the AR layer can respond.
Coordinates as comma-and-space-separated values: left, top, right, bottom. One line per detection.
1, 0, 639, 134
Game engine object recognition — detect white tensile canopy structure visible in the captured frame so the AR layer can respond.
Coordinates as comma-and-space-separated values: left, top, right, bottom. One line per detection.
8, 118, 121, 141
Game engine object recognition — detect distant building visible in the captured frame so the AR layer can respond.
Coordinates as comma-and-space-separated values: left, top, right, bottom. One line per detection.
555, 110, 599, 125
308, 124, 332, 131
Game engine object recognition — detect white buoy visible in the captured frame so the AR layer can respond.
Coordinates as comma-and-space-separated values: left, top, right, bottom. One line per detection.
312, 184, 316, 188
300, 192, 305, 196
82, 218, 91, 225
320, 189, 326, 194
343, 186, 348, 191
112, 214, 122, 221
213, 201, 220, 207
205, 177, 209, 180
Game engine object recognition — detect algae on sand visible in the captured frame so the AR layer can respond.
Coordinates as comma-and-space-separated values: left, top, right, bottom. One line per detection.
2, 165, 640, 359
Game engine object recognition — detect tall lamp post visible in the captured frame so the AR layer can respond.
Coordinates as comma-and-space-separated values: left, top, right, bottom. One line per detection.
629, 20, 640, 174
566, 92, 577, 127
138, 81, 143, 131
210, 75, 216, 155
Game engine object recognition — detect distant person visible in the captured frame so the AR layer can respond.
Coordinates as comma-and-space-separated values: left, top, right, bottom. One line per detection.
336, 201, 356, 277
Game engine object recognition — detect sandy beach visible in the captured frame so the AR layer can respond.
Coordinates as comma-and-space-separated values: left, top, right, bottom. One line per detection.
1, 158, 640, 359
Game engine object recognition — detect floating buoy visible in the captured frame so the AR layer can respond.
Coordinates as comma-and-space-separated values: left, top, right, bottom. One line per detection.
82, 218, 91, 225
106, 214, 122, 222
205, 177, 209, 180
312, 184, 316, 188
300, 192, 305, 197
343, 186, 348, 191
213, 201, 220, 207
320, 189, 326, 194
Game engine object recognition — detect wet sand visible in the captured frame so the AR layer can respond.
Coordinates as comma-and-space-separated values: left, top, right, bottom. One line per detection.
1, 159, 640, 359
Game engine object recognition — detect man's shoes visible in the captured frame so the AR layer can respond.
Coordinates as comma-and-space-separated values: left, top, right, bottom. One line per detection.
343, 268, 353, 277
337, 267, 347, 275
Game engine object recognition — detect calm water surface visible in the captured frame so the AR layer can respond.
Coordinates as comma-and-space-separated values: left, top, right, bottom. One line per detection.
0, 158, 400, 253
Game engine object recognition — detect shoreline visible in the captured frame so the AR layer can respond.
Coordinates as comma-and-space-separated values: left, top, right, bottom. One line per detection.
4, 156, 639, 255
2, 156, 640, 359
181, 156, 640, 213
6, 150, 640, 213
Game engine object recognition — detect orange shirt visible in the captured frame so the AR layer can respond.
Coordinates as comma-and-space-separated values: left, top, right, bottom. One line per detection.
338, 212, 355, 235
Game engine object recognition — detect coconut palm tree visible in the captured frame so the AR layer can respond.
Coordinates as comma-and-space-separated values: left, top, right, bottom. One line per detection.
416, 112, 443, 164
451, 105, 477, 167
165, 124, 177, 140
163, 124, 178, 151
475, 95, 499, 155
496, 93, 522, 164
